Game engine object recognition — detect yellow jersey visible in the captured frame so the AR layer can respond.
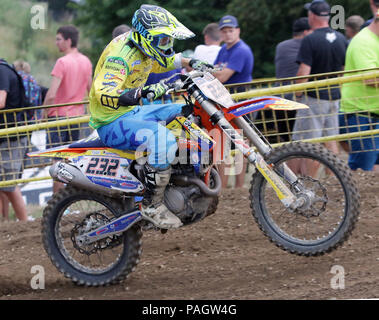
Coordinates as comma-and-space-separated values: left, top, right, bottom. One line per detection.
89, 32, 176, 129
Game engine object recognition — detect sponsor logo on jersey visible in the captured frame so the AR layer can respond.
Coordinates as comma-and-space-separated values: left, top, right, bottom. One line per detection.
104, 72, 123, 81
106, 56, 128, 67
131, 60, 141, 67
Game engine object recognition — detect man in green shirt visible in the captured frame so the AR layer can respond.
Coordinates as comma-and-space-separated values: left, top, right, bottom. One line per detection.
339, 0, 379, 171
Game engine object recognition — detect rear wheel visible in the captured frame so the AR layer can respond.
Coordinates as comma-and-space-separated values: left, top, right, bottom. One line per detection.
250, 142, 360, 256
42, 186, 142, 286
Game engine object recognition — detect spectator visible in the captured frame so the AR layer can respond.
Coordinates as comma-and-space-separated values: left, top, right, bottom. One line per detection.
338, 15, 366, 153
213, 15, 254, 188
276, 18, 312, 87
112, 24, 131, 39
274, 17, 312, 141
292, 0, 348, 175
339, 0, 379, 172
13, 60, 31, 74
345, 15, 365, 41
0, 58, 28, 221
13, 59, 47, 121
43, 25, 92, 193
360, 11, 375, 31
182, 49, 195, 73
0, 192, 9, 220
193, 23, 222, 65
214, 15, 254, 87
361, 19, 373, 30
153, 23, 219, 103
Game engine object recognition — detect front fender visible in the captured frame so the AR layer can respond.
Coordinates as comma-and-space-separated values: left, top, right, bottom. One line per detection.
226, 96, 309, 118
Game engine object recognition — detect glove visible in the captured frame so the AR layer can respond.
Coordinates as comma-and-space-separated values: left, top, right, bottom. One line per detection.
118, 88, 140, 106
189, 59, 214, 71
141, 82, 168, 100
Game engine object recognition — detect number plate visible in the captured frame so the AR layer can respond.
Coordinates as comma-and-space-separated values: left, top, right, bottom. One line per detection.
71, 154, 143, 192
193, 73, 234, 108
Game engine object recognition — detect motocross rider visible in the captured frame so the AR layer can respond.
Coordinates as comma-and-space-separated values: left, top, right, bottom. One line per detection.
88, 5, 212, 229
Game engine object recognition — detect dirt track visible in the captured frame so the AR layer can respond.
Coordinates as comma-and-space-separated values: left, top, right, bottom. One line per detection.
0, 170, 378, 300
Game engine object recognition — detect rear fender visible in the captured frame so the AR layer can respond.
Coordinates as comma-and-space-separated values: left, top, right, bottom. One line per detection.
27, 144, 80, 159
27, 145, 148, 161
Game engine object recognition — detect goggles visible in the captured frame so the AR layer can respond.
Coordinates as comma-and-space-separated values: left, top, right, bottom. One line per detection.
152, 35, 174, 57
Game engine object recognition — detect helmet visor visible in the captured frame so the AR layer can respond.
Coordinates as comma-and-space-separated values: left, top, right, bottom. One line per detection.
152, 35, 174, 57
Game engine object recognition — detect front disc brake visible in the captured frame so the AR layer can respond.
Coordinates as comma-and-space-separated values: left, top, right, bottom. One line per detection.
291, 177, 328, 218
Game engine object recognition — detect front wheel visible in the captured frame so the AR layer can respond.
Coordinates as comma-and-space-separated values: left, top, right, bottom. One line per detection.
42, 186, 143, 286
250, 142, 360, 256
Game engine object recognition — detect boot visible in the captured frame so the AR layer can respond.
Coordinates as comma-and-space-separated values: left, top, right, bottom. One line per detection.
141, 164, 183, 229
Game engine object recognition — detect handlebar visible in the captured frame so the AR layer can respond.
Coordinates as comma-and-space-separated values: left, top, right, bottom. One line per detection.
146, 66, 223, 100
146, 92, 155, 100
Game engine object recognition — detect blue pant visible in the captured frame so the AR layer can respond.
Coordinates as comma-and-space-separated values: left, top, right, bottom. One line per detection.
339, 113, 379, 171
97, 103, 183, 169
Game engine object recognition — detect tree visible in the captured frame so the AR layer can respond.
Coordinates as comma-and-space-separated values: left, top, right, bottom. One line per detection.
38, 0, 74, 20
73, 0, 373, 78
72, 0, 229, 64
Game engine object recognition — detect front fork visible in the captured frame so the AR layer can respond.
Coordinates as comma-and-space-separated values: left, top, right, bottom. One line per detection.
223, 118, 301, 210
231, 116, 305, 209
193, 90, 302, 210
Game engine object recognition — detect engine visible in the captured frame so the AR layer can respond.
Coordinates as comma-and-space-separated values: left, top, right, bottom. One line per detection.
164, 185, 213, 223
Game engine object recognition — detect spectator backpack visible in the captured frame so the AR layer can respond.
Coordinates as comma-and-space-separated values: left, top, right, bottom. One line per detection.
18, 70, 43, 107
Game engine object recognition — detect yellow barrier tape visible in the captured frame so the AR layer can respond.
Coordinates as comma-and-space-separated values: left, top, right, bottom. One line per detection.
0, 176, 51, 187
225, 67, 379, 89
0, 116, 90, 136
0, 100, 89, 115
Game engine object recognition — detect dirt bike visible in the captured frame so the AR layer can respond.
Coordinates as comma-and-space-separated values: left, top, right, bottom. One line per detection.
29, 67, 360, 286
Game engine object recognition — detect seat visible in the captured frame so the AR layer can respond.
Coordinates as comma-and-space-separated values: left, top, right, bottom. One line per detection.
68, 137, 149, 160
68, 137, 107, 149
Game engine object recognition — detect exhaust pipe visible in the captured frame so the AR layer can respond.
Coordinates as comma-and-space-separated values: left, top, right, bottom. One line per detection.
49, 162, 124, 197
171, 168, 221, 197
51, 162, 221, 198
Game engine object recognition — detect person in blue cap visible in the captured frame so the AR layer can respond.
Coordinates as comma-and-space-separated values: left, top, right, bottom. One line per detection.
213, 15, 254, 86
213, 15, 254, 189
